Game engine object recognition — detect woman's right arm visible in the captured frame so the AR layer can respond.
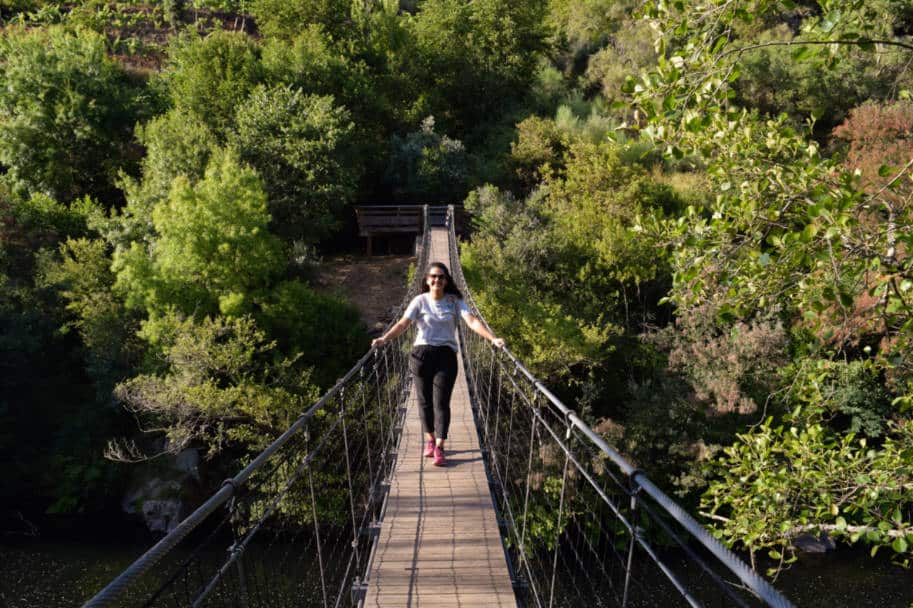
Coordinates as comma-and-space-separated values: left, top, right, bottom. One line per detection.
371, 317, 413, 349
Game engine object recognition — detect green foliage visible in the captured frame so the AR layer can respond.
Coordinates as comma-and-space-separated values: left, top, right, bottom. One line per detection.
261, 24, 387, 165
542, 141, 678, 307
624, 0, 913, 569
462, 134, 687, 379
112, 148, 283, 339
231, 86, 359, 244
545, 0, 623, 54
162, 29, 263, 135
404, 0, 548, 134
385, 116, 469, 201
0, 0, 41, 17
37, 237, 143, 400
510, 114, 569, 190
258, 280, 367, 387
0, 25, 146, 201
113, 313, 319, 456
249, 0, 352, 40
261, 24, 372, 113
97, 108, 219, 253
702, 418, 913, 570
785, 358, 893, 439
584, 19, 657, 104
0, 220, 130, 517
462, 186, 612, 376
0, 191, 90, 280
733, 24, 907, 131
44, 409, 128, 514
134, 108, 219, 205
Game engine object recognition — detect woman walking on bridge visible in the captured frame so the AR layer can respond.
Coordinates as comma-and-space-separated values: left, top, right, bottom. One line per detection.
371, 262, 504, 466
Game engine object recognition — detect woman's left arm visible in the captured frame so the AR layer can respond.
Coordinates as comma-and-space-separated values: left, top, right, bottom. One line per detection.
464, 314, 505, 349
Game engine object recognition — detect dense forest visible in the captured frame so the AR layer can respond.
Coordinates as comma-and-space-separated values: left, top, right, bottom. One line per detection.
1, 0, 912, 584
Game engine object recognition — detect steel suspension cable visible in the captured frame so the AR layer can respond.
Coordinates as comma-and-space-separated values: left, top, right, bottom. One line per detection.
84, 206, 432, 608
444, 205, 795, 608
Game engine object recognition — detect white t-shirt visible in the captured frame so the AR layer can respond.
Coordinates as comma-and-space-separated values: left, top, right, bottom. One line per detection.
405, 293, 471, 352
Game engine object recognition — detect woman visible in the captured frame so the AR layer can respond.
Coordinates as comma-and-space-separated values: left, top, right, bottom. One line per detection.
371, 262, 505, 466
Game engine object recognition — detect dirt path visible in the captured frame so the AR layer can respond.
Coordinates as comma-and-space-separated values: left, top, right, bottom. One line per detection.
313, 254, 414, 335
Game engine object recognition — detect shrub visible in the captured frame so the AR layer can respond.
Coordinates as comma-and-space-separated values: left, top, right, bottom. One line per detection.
384, 116, 469, 202
249, 0, 352, 40
112, 149, 283, 340
0, 26, 145, 202
231, 86, 359, 244
162, 30, 263, 135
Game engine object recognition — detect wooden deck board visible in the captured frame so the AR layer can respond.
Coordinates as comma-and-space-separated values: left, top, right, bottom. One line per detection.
364, 228, 515, 608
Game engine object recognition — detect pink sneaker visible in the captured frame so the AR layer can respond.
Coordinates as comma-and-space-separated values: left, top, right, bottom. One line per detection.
424, 440, 435, 457
432, 446, 446, 467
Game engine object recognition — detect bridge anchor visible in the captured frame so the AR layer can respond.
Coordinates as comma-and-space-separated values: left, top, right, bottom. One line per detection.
351, 577, 369, 604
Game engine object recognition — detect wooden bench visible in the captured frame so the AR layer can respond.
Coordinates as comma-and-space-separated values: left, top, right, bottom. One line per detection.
354, 205, 466, 255
355, 205, 425, 256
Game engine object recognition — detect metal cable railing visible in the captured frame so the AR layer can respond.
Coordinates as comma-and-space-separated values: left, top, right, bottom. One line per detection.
83, 206, 431, 608
445, 205, 796, 608
86, 202, 795, 608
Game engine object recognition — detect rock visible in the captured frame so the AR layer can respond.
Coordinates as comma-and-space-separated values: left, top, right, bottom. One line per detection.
141, 499, 182, 534
174, 448, 200, 480
122, 449, 202, 534
793, 532, 836, 553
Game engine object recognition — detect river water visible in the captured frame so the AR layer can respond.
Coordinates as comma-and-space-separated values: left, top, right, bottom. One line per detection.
2, 533, 912, 607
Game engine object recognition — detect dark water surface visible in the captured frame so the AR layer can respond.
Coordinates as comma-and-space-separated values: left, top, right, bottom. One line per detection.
2, 536, 913, 607
1, 538, 150, 607
775, 548, 913, 608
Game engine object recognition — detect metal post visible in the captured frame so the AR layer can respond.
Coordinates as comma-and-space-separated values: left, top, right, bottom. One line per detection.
340, 387, 363, 570
547, 451, 571, 608
306, 427, 329, 608
235, 551, 250, 608
622, 484, 640, 608
519, 407, 539, 559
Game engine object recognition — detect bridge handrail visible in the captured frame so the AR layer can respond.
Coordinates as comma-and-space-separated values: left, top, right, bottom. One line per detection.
83, 205, 432, 608
445, 205, 795, 608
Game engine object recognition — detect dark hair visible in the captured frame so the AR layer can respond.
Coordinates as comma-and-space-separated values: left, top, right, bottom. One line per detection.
421, 261, 463, 298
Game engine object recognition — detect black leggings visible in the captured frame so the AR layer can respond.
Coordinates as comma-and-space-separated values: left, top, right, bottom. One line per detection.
409, 345, 458, 440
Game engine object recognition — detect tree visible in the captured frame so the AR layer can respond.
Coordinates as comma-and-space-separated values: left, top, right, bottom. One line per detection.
732, 24, 907, 132
0, 26, 145, 202
261, 24, 388, 167
112, 313, 319, 458
624, 0, 913, 565
231, 86, 359, 245
584, 19, 657, 104
112, 149, 284, 343
404, 0, 548, 135
261, 24, 373, 121
162, 30, 263, 136
0, 188, 132, 517
257, 280, 367, 387
249, 0, 353, 40
702, 418, 913, 572
38, 237, 143, 400
384, 116, 470, 202
462, 140, 681, 379
133, 108, 219, 206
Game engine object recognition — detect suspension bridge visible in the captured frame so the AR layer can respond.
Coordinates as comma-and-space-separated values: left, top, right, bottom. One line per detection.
83, 206, 796, 608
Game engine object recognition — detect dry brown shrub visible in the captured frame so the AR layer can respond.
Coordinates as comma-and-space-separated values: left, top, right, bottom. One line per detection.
658, 302, 788, 415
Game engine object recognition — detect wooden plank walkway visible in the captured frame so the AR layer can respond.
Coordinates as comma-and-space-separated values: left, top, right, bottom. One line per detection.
364, 229, 515, 607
